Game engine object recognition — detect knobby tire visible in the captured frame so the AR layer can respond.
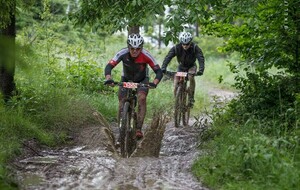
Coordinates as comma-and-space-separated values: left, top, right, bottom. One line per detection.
120, 102, 131, 158
174, 85, 183, 128
120, 102, 138, 158
182, 85, 190, 126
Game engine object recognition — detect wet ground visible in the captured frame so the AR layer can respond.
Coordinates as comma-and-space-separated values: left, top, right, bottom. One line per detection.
12, 88, 235, 190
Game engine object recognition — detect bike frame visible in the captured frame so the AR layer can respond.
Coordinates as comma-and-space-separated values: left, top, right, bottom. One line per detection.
115, 82, 152, 158
175, 72, 191, 127
166, 71, 194, 128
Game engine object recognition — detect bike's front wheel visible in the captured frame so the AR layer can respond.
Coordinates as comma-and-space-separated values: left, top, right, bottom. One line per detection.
120, 102, 137, 158
182, 87, 190, 126
174, 85, 183, 128
120, 102, 132, 158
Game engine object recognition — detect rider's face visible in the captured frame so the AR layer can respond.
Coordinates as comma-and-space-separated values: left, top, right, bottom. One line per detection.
129, 46, 142, 58
182, 43, 191, 50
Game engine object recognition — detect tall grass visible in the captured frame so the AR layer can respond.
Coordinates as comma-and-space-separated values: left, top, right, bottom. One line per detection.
201, 56, 238, 90
192, 92, 300, 190
193, 121, 300, 190
0, 28, 107, 188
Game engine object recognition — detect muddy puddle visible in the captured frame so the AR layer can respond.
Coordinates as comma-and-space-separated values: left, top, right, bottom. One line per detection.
13, 89, 235, 190
13, 116, 210, 190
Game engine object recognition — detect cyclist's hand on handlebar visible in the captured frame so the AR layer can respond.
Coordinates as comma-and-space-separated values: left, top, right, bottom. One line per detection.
148, 82, 157, 89
104, 79, 115, 86
196, 71, 203, 76
166, 70, 173, 75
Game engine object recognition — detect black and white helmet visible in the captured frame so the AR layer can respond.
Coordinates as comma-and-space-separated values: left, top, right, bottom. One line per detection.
127, 33, 144, 48
179, 32, 193, 44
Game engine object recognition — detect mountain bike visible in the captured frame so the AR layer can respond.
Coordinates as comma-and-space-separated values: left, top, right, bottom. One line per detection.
106, 81, 154, 158
166, 71, 198, 128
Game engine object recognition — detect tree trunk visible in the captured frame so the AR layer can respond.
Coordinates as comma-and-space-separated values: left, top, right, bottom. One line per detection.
195, 23, 199, 37
0, 6, 16, 102
158, 23, 161, 49
127, 26, 140, 35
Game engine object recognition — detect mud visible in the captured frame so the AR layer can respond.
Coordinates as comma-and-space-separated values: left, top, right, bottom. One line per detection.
12, 88, 235, 190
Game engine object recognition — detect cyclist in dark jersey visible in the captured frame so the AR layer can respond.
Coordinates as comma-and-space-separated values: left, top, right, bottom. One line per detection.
161, 32, 205, 107
104, 33, 163, 140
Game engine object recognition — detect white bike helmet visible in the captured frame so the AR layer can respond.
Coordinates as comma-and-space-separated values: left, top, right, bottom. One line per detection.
179, 32, 193, 44
127, 33, 144, 48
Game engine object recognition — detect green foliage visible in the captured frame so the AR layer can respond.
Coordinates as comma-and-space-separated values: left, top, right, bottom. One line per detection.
201, 56, 237, 90
193, 121, 300, 190
296, 93, 300, 128
66, 60, 103, 93
200, 0, 300, 130
192, 5, 300, 189
71, 0, 166, 33
0, 100, 55, 189
229, 70, 299, 133
194, 70, 300, 190
0, 175, 17, 190
193, 35, 227, 59
146, 80, 176, 118
0, 0, 15, 28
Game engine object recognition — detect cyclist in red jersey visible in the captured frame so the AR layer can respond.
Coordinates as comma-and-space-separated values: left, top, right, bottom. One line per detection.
104, 33, 163, 141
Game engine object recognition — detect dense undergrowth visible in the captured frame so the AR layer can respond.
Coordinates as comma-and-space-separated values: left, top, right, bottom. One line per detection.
192, 73, 300, 189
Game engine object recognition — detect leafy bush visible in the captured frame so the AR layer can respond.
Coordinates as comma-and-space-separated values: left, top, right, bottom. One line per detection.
193, 121, 300, 190
193, 81, 300, 189
194, 35, 227, 59
230, 70, 299, 133
66, 59, 104, 93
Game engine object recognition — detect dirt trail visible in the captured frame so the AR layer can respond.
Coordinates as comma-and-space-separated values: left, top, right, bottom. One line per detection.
12, 88, 235, 190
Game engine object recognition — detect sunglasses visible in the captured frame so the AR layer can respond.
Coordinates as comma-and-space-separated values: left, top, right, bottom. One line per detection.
182, 43, 191, 46
129, 47, 142, 51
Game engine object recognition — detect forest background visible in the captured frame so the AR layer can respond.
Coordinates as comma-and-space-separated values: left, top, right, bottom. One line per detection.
0, 0, 299, 189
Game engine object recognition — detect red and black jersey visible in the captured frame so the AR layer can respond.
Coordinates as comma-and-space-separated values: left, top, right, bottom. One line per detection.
105, 48, 163, 83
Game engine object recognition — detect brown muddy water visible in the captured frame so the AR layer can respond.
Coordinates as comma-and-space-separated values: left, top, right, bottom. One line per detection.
13, 89, 235, 190
13, 120, 209, 190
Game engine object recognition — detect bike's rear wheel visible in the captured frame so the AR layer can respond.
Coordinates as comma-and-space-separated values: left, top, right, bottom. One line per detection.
174, 85, 183, 128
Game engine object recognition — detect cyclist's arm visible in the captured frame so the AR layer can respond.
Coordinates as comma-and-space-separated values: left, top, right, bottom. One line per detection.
104, 63, 114, 80
195, 45, 205, 74
104, 49, 125, 79
143, 50, 163, 84
152, 66, 163, 85
161, 46, 176, 70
